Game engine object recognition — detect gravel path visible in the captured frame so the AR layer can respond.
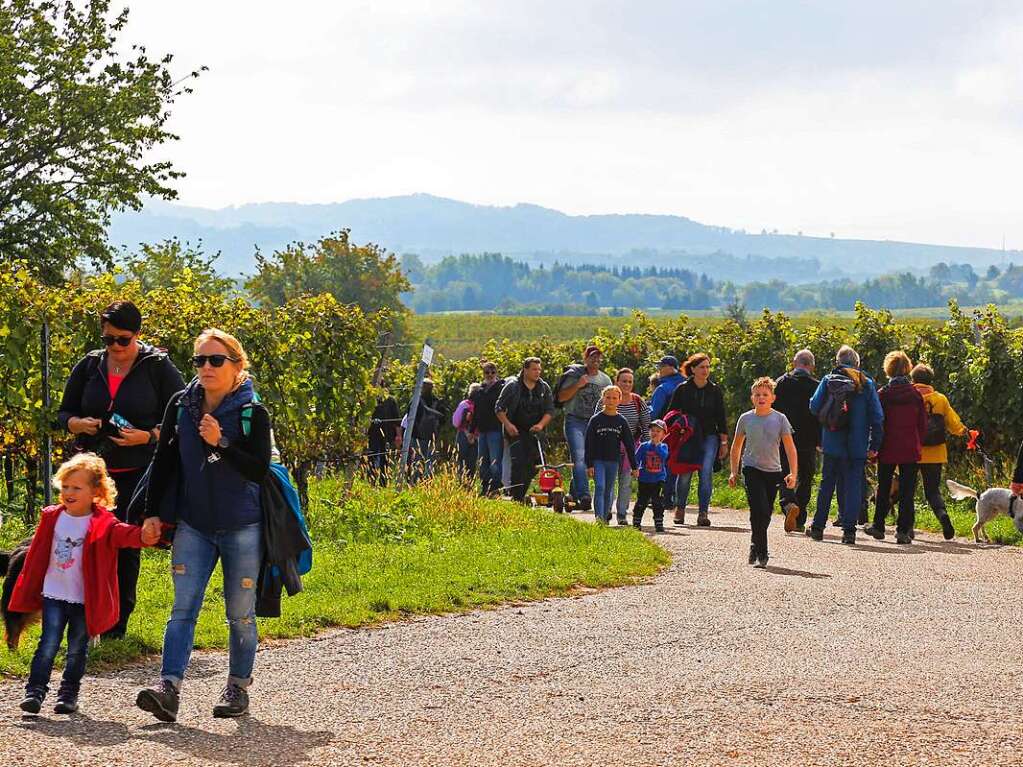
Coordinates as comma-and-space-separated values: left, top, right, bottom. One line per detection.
2, 508, 1022, 766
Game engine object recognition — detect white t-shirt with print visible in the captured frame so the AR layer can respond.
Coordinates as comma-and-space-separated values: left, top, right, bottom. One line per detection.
42, 511, 92, 604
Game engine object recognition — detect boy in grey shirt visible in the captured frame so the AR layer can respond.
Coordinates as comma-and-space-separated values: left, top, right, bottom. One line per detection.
729, 377, 798, 568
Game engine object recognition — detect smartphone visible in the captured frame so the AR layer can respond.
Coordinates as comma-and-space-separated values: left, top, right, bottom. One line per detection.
109, 413, 134, 432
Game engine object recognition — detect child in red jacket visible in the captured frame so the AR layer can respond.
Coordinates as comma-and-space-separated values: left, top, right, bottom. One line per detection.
10, 453, 159, 715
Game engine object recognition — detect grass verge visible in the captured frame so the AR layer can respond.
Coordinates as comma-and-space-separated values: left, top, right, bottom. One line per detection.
0, 474, 668, 677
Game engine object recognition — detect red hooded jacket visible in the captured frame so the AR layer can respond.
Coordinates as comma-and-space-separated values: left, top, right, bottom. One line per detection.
9, 504, 147, 638
877, 379, 927, 465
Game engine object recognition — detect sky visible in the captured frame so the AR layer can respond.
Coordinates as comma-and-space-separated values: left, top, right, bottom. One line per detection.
125, 0, 1023, 248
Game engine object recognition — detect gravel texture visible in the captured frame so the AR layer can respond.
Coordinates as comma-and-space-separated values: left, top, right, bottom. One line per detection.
2, 508, 1022, 766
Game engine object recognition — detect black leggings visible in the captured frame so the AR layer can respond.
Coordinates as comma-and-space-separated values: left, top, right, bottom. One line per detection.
918, 463, 945, 515
743, 467, 782, 557
632, 481, 665, 526
873, 462, 918, 535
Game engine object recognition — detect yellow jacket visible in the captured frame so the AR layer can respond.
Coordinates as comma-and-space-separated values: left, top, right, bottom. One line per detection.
913, 384, 967, 464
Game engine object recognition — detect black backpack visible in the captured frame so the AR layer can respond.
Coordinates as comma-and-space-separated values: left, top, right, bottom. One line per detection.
922, 401, 947, 446
551, 363, 586, 410
817, 373, 856, 432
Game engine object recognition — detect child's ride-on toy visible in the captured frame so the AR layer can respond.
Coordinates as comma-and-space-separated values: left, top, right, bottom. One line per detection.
530, 440, 574, 513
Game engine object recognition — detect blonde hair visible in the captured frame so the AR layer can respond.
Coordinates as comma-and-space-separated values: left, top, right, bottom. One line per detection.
883, 350, 912, 378
194, 328, 251, 386
751, 376, 776, 393
602, 384, 623, 399
53, 453, 117, 509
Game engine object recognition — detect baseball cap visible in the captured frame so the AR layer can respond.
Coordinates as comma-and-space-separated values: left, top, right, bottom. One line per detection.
650, 419, 667, 431
584, 345, 602, 359
657, 355, 679, 369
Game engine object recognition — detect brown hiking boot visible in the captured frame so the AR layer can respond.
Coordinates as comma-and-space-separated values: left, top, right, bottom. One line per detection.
673, 507, 685, 526
784, 502, 801, 533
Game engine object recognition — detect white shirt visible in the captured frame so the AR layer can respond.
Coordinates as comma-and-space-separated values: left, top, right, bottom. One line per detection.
42, 511, 92, 604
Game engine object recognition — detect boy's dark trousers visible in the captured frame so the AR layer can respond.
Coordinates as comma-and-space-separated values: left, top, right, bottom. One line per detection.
743, 467, 783, 558
26, 598, 89, 699
632, 480, 665, 527
778, 446, 817, 526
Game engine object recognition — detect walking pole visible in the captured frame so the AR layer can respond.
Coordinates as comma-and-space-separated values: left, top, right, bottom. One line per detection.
397, 341, 433, 489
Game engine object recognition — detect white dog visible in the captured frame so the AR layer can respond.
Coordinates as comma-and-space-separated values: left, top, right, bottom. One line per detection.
946, 480, 1023, 542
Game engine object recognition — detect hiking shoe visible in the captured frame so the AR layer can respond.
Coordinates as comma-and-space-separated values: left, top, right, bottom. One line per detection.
794, 524, 805, 533
213, 683, 249, 718
136, 679, 180, 723
748, 545, 757, 565
831, 518, 842, 527
616, 517, 628, 526
654, 524, 665, 533
895, 532, 913, 545
577, 496, 592, 512
841, 530, 856, 545
632, 520, 642, 529
673, 508, 685, 526
696, 512, 710, 527
19, 692, 43, 715
862, 525, 884, 540
939, 515, 955, 540
806, 526, 824, 541
754, 554, 769, 568
783, 503, 801, 533
53, 687, 78, 714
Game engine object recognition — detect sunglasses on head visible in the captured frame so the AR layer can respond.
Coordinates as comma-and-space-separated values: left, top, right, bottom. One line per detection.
191, 354, 239, 369
101, 334, 134, 347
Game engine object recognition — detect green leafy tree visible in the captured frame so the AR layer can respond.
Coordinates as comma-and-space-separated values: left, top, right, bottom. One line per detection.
0, 0, 203, 281
118, 239, 234, 295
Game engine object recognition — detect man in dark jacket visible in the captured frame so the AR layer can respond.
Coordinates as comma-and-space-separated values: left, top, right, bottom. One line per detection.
774, 349, 820, 532
366, 388, 400, 486
400, 379, 447, 484
470, 362, 505, 495
496, 357, 554, 503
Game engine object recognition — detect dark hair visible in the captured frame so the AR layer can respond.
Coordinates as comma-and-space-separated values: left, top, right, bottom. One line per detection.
615, 367, 634, 381
910, 363, 934, 385
683, 352, 710, 377
522, 356, 541, 370
100, 300, 142, 333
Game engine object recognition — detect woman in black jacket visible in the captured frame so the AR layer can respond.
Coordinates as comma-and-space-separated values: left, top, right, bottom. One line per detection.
666, 352, 729, 526
137, 328, 271, 722
57, 300, 185, 638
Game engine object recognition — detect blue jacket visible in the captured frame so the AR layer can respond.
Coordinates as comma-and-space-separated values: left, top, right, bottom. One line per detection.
649, 372, 685, 420
809, 367, 884, 459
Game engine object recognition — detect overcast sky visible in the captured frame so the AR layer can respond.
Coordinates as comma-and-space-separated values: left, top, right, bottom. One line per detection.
127, 0, 1023, 247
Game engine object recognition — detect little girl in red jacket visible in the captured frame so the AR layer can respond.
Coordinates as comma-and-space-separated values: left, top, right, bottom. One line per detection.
10, 452, 159, 715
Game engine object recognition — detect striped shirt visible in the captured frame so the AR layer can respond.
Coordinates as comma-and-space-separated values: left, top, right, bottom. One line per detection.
595, 393, 650, 443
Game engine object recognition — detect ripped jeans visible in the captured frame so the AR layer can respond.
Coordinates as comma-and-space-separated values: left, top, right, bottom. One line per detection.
161, 520, 262, 689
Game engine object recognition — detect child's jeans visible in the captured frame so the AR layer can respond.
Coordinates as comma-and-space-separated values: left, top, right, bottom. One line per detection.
744, 466, 783, 558
26, 598, 89, 699
632, 480, 665, 526
592, 460, 620, 522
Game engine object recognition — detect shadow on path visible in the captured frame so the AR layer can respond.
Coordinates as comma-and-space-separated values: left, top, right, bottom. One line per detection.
762, 565, 832, 579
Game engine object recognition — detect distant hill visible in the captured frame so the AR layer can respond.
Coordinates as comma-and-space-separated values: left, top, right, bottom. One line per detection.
108, 194, 1018, 281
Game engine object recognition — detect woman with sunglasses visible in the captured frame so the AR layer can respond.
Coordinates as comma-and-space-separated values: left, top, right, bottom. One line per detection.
56, 300, 185, 639
136, 328, 271, 722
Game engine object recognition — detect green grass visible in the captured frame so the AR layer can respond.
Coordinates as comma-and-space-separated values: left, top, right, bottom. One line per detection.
704, 467, 1022, 544
0, 474, 668, 677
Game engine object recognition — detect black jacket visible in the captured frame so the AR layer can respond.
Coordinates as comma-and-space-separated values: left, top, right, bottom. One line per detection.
774, 369, 821, 451
667, 379, 728, 437
58, 343, 186, 471
368, 396, 400, 447
469, 379, 505, 433
495, 375, 555, 431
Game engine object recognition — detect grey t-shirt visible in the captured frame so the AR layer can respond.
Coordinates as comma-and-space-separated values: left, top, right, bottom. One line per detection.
735, 409, 793, 472
563, 369, 612, 419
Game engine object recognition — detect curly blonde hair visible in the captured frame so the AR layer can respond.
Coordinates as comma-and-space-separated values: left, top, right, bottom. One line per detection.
53, 453, 117, 509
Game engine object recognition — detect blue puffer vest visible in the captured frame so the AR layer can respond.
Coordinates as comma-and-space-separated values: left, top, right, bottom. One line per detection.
177, 378, 262, 533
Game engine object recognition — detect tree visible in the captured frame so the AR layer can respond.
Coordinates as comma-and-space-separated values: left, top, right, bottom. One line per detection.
247, 230, 411, 329
0, 0, 203, 282
118, 239, 234, 295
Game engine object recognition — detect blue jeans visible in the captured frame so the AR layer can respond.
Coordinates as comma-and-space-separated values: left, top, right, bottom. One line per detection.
592, 460, 620, 521
477, 430, 503, 494
162, 521, 262, 689
813, 455, 866, 532
673, 434, 719, 514
27, 598, 88, 698
614, 457, 632, 521
565, 415, 590, 499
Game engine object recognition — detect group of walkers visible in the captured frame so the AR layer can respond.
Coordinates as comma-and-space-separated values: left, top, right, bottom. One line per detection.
11, 300, 286, 721
449, 340, 975, 567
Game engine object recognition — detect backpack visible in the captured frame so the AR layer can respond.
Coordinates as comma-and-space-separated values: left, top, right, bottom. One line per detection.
552, 363, 586, 409
817, 374, 856, 432
663, 409, 704, 475
922, 401, 947, 447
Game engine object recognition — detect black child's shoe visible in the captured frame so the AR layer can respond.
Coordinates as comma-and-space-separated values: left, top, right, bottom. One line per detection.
213, 683, 249, 718
53, 687, 79, 714
136, 679, 180, 723
841, 530, 857, 545
939, 514, 955, 540
19, 692, 43, 715
754, 554, 769, 569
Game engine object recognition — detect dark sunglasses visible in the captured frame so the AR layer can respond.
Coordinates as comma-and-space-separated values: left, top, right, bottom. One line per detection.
101, 334, 134, 347
191, 354, 239, 369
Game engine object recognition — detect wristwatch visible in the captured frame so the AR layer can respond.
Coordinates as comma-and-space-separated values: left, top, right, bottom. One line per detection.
217, 435, 231, 449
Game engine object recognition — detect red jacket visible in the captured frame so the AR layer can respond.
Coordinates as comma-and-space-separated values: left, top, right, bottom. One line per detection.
877, 380, 927, 465
9, 504, 147, 638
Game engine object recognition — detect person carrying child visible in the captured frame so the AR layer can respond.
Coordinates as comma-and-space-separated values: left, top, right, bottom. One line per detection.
633, 419, 670, 532
585, 385, 638, 524
729, 377, 797, 568
9, 453, 159, 715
